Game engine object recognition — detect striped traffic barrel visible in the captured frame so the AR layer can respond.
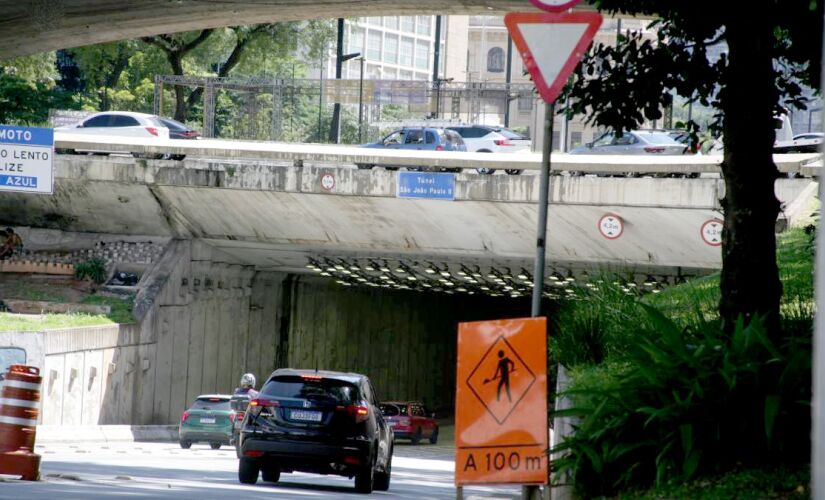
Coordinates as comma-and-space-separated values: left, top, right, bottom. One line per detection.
0, 364, 42, 480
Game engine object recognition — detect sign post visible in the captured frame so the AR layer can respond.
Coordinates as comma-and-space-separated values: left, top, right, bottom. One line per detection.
0, 125, 54, 194
503, 6, 602, 499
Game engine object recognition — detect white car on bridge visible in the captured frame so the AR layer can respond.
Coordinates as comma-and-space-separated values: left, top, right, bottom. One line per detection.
56, 111, 199, 160
447, 125, 532, 175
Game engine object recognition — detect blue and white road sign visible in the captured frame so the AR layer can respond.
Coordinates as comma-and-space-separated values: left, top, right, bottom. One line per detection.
396, 171, 455, 200
0, 125, 54, 194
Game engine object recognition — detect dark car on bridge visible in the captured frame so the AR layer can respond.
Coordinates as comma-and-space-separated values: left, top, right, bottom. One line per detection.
237, 368, 393, 494
379, 401, 438, 445
357, 126, 467, 172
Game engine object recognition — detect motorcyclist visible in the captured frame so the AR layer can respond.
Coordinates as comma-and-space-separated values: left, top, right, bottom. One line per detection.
230, 373, 258, 456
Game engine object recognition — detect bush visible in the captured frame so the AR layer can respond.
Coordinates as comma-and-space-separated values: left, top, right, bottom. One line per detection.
74, 257, 107, 284
552, 306, 811, 498
550, 278, 649, 367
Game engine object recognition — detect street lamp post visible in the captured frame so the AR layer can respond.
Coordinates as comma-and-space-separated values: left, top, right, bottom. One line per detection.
329, 19, 361, 144
358, 57, 365, 143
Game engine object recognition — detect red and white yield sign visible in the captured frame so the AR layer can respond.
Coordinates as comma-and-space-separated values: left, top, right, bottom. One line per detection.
529, 0, 583, 12
504, 11, 602, 104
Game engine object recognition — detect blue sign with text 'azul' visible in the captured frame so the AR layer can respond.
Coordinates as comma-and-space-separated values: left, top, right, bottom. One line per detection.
396, 172, 455, 200
0, 125, 54, 194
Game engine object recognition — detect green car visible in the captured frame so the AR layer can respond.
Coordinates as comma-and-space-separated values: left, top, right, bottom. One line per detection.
179, 394, 236, 449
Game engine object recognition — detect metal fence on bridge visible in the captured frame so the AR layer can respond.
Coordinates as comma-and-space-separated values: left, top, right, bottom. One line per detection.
153, 75, 539, 143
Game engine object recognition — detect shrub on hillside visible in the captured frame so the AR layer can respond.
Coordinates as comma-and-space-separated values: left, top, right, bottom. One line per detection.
549, 278, 649, 366
552, 306, 811, 498
74, 257, 107, 284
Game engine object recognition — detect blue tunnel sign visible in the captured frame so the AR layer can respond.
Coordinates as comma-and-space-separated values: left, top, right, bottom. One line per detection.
0, 125, 54, 194
396, 171, 456, 200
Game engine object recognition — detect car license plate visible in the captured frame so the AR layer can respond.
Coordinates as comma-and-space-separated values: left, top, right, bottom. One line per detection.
200, 418, 215, 424
289, 410, 322, 422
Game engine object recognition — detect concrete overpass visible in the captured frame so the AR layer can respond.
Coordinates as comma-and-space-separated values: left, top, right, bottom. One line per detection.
2, 138, 818, 295
1, 0, 534, 59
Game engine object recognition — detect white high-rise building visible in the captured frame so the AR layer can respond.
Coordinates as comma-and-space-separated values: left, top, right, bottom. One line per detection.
318, 16, 467, 81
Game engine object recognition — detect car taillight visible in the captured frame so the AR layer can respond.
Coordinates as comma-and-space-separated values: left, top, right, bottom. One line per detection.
343, 405, 370, 423
181, 410, 189, 422
182, 131, 199, 138
145, 127, 159, 136
644, 146, 665, 153
229, 413, 236, 423
247, 398, 279, 418
435, 145, 444, 151
494, 139, 512, 146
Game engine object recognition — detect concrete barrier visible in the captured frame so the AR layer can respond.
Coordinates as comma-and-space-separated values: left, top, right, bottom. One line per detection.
36, 425, 178, 444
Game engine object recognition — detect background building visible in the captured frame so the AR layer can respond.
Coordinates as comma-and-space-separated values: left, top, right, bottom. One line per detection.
316, 16, 463, 81
313, 15, 670, 150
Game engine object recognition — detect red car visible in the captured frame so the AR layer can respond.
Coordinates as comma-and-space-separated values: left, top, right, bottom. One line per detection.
379, 401, 438, 445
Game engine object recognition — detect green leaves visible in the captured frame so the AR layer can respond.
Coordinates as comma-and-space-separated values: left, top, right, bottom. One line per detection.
552, 306, 811, 498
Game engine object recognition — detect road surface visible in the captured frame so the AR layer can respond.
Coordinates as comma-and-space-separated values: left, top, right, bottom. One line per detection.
1, 440, 526, 499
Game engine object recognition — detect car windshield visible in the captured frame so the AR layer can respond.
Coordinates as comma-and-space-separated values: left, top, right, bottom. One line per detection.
639, 133, 680, 145
494, 128, 528, 140
191, 398, 231, 411
156, 118, 189, 131
379, 403, 408, 416
262, 375, 359, 404
592, 132, 614, 147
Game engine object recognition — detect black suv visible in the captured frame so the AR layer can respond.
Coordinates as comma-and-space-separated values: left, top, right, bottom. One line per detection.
237, 369, 394, 493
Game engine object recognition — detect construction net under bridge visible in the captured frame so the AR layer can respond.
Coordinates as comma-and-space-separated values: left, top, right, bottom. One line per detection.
153, 75, 538, 142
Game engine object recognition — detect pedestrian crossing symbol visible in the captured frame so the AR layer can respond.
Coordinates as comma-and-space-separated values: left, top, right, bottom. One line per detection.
466, 335, 536, 425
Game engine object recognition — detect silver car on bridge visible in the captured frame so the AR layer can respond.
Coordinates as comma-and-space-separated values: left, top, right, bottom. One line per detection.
570, 130, 688, 155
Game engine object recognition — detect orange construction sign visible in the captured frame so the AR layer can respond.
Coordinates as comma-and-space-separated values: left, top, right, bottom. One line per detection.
455, 317, 548, 485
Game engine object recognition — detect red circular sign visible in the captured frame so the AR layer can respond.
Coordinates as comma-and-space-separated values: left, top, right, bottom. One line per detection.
320, 173, 335, 191
701, 219, 723, 246
598, 213, 624, 240
529, 0, 582, 12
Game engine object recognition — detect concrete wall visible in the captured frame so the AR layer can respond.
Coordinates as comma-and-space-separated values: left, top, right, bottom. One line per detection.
30, 237, 529, 424
280, 275, 528, 411
41, 324, 147, 425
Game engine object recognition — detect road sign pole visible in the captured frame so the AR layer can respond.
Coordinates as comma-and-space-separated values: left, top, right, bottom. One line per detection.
812, 4, 825, 497
531, 102, 554, 318
524, 101, 554, 500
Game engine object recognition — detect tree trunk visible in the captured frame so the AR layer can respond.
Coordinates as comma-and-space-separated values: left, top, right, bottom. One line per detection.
719, 16, 782, 338
169, 54, 187, 122
185, 30, 254, 118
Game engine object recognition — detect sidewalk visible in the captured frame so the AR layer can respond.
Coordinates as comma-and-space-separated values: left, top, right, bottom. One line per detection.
36, 425, 178, 444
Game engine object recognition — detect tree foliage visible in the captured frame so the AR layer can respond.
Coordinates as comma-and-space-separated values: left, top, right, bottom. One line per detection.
0, 54, 76, 125
565, 1, 821, 136
563, 0, 824, 336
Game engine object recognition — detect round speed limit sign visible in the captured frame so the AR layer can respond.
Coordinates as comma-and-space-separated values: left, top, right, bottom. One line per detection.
529, 0, 583, 12
320, 173, 335, 191
598, 213, 624, 240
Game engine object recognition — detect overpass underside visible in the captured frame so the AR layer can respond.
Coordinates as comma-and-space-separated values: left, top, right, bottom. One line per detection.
0, 0, 531, 59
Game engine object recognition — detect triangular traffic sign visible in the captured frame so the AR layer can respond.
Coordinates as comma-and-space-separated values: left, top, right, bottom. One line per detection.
504, 12, 603, 104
